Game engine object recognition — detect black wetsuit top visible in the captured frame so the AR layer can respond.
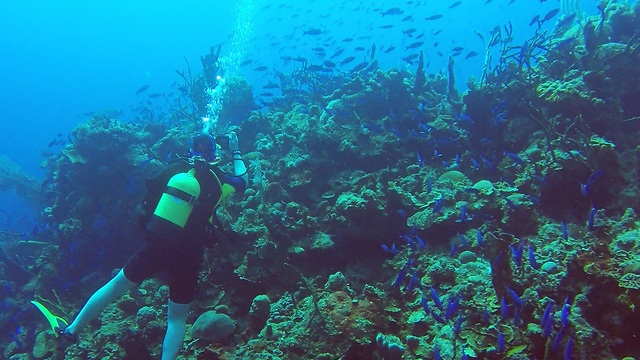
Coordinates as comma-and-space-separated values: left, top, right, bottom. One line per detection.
124, 159, 245, 303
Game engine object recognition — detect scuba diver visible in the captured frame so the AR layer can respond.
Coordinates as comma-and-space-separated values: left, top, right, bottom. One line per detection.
51, 132, 247, 359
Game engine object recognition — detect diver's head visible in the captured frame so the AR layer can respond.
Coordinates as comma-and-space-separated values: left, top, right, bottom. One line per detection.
189, 133, 216, 162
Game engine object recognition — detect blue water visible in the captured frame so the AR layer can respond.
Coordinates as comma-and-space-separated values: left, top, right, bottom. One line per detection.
0, 0, 234, 176
0, 0, 595, 224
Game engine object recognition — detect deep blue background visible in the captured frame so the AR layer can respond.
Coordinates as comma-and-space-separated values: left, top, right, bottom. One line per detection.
0, 0, 233, 176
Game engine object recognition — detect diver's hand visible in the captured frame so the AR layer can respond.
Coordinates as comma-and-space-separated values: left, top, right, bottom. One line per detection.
229, 131, 239, 151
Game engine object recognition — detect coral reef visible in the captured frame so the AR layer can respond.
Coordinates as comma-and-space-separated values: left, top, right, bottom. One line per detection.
4, 2, 640, 359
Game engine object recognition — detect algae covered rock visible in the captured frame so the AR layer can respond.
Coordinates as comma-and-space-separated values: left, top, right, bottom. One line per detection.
471, 179, 494, 195
325, 271, 349, 292
191, 311, 236, 342
375, 333, 405, 360
335, 192, 367, 213
32, 331, 55, 358
249, 294, 271, 330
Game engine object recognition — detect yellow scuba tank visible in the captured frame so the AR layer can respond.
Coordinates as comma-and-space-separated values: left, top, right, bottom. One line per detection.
153, 168, 201, 228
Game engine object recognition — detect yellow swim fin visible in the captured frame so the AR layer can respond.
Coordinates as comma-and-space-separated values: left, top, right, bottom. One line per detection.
30, 300, 68, 336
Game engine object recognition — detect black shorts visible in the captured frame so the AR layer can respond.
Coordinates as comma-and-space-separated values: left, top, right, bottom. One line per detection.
123, 234, 204, 304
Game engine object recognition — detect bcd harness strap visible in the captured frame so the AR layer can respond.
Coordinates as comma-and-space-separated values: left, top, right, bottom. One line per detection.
165, 185, 198, 205
165, 168, 234, 211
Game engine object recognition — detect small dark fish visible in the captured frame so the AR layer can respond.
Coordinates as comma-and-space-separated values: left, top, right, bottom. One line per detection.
460, 234, 470, 248
449, 242, 458, 257
379, 24, 394, 29
456, 205, 467, 224
322, 60, 336, 68
381, 243, 398, 255
481, 156, 495, 171
430, 287, 443, 310
254, 66, 269, 71
542, 8, 560, 22
312, 47, 325, 52
476, 229, 484, 247
581, 169, 603, 196
504, 151, 525, 166
454, 315, 463, 336
351, 61, 368, 71
533, 175, 547, 187
452, 46, 464, 52
555, 14, 576, 29
259, 92, 274, 97
402, 28, 417, 35
565, 334, 574, 360
501, 297, 509, 318
303, 28, 323, 35
465, 51, 478, 59
553, 327, 566, 352
470, 157, 480, 170
433, 195, 445, 213
263, 82, 280, 89
513, 306, 521, 326
434, 346, 443, 360
354, 46, 366, 51
384, 46, 396, 53
421, 296, 431, 314
561, 221, 568, 240
510, 240, 524, 267
497, 329, 505, 353
457, 113, 473, 124
391, 258, 413, 288
425, 14, 443, 20
148, 93, 163, 98
588, 207, 597, 230
528, 245, 540, 269
381, 7, 403, 16
529, 14, 541, 26
449, 1, 462, 8
506, 287, 523, 307
405, 41, 424, 49
135, 85, 150, 94
431, 309, 446, 324
402, 15, 413, 22
541, 302, 553, 327
342, 37, 354, 42
406, 272, 418, 292
9, 331, 23, 349
340, 56, 356, 65
560, 297, 571, 328
330, 48, 345, 58
482, 308, 490, 325
381, 244, 391, 254
445, 294, 461, 320
307, 64, 326, 72
402, 53, 419, 62
239, 59, 253, 66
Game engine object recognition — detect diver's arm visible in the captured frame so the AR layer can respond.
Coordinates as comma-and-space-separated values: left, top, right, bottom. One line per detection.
229, 131, 249, 185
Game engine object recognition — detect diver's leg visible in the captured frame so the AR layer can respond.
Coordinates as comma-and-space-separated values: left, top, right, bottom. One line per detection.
66, 269, 136, 334
161, 300, 190, 360
161, 242, 201, 359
